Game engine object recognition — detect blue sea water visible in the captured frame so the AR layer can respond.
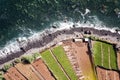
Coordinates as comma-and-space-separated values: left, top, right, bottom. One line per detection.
0, 0, 120, 48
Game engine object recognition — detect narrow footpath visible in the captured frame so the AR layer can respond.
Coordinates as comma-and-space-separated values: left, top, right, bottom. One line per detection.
108, 47, 111, 69
101, 43, 104, 66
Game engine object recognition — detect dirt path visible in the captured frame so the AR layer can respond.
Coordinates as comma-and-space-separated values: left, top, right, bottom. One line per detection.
49, 49, 71, 80
101, 43, 103, 66
105, 70, 108, 80
108, 47, 111, 69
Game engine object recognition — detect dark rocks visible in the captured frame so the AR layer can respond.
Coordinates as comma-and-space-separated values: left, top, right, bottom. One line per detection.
1, 27, 120, 65
52, 25, 57, 28
84, 30, 91, 34
73, 24, 76, 28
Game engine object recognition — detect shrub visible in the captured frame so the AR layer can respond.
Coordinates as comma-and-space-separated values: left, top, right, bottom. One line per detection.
21, 56, 34, 64
14, 58, 21, 63
33, 53, 41, 59
2, 64, 13, 72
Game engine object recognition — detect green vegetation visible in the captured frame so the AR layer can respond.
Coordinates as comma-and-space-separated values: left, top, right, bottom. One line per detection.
52, 46, 78, 80
109, 45, 118, 70
21, 55, 35, 64
93, 41, 118, 70
41, 50, 68, 80
33, 53, 41, 59
102, 43, 109, 68
14, 58, 21, 63
2, 63, 13, 72
0, 76, 4, 80
0, 71, 4, 80
84, 35, 100, 40
92, 41, 102, 66
21, 53, 41, 64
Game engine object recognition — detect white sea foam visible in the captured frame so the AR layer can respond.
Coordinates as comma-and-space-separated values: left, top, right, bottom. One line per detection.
0, 15, 119, 59
84, 8, 90, 15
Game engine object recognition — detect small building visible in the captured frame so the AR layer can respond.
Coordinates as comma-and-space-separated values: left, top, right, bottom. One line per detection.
84, 38, 90, 42
73, 38, 83, 42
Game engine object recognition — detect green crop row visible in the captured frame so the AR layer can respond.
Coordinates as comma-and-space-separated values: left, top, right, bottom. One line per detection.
41, 50, 68, 80
93, 41, 118, 70
52, 46, 78, 80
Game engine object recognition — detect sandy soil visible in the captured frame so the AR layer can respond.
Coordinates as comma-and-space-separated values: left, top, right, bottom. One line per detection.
5, 67, 27, 80
4, 72, 16, 80
96, 67, 120, 80
32, 59, 55, 80
62, 40, 96, 80
15, 63, 40, 80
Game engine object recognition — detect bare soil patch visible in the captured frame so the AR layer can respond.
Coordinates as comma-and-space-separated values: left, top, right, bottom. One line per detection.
4, 72, 16, 80
96, 67, 120, 80
62, 40, 96, 80
32, 59, 55, 80
15, 63, 40, 80
6, 67, 26, 80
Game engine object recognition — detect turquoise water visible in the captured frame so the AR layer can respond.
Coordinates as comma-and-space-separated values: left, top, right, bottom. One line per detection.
0, 0, 120, 47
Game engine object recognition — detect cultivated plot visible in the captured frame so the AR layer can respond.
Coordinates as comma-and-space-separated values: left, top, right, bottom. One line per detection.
41, 50, 68, 80
52, 46, 78, 80
15, 63, 40, 80
32, 59, 54, 80
96, 67, 119, 80
63, 40, 96, 80
4, 67, 26, 80
93, 41, 118, 70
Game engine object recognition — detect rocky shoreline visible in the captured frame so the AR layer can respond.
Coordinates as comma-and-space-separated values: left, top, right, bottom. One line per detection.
0, 27, 120, 67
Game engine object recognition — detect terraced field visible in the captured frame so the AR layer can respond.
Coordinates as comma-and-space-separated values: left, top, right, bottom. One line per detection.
3, 41, 120, 80
93, 41, 118, 70
41, 50, 68, 80
52, 46, 78, 80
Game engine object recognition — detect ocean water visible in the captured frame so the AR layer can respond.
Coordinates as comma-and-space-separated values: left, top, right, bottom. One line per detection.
0, 0, 120, 50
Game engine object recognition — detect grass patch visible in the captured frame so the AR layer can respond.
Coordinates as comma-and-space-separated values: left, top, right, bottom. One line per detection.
102, 43, 109, 68
109, 45, 118, 70
21, 55, 35, 64
93, 41, 102, 66
21, 53, 41, 64
0, 76, 4, 80
41, 50, 68, 80
52, 46, 78, 80
93, 41, 118, 70
14, 58, 21, 63
0, 71, 4, 80
2, 63, 13, 72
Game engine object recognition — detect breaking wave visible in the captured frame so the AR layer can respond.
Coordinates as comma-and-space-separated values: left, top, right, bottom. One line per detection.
0, 8, 119, 59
